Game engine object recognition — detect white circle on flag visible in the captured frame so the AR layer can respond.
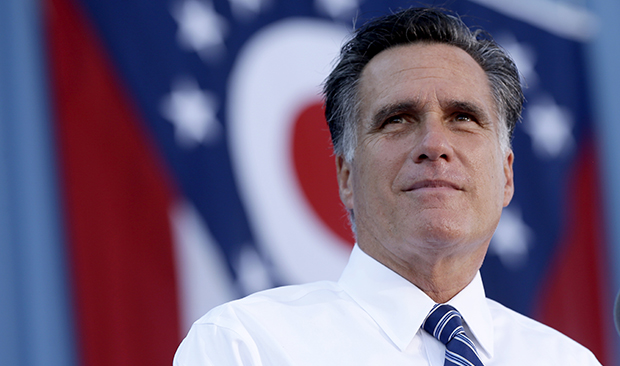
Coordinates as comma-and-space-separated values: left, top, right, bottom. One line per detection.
228, 19, 352, 284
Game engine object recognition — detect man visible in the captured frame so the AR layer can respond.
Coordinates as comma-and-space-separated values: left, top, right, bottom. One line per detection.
174, 7, 601, 365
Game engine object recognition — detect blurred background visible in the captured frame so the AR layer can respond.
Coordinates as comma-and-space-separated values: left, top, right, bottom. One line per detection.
1, 0, 619, 365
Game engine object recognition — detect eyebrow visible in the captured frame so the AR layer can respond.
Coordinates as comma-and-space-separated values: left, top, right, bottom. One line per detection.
370, 101, 423, 129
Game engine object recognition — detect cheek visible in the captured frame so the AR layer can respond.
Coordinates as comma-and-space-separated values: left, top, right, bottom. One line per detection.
464, 146, 506, 201
353, 145, 404, 201
480, 156, 508, 203
357, 141, 398, 175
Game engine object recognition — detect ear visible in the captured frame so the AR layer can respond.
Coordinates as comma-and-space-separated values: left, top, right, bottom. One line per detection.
336, 155, 355, 210
503, 149, 515, 207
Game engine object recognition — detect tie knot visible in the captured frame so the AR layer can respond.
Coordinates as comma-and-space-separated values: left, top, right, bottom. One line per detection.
423, 304, 484, 366
423, 304, 465, 345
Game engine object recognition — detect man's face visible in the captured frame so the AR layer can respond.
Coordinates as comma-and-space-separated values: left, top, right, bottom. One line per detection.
337, 43, 514, 267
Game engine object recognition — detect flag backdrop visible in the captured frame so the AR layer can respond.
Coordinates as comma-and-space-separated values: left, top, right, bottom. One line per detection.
0, 0, 618, 365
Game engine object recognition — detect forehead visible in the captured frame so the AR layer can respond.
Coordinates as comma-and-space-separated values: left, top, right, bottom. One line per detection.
358, 43, 496, 120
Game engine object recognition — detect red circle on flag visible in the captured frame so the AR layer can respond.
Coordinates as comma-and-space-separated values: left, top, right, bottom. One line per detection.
291, 101, 355, 247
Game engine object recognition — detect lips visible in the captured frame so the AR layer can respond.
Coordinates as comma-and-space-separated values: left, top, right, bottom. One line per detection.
406, 179, 462, 191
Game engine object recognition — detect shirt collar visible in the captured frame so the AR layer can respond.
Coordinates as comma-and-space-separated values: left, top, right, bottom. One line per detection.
446, 270, 494, 358
338, 245, 494, 358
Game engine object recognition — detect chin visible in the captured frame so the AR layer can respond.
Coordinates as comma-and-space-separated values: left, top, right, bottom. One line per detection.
405, 217, 475, 247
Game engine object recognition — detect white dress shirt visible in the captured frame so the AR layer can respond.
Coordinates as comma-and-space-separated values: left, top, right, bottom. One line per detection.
174, 245, 602, 365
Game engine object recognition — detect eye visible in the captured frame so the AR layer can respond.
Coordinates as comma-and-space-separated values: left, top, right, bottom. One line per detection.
384, 115, 406, 125
454, 113, 476, 123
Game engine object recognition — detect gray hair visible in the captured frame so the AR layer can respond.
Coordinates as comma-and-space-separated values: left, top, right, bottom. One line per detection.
323, 7, 524, 162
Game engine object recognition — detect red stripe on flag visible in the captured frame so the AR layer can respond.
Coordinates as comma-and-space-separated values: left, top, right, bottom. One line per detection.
535, 138, 611, 365
45, 0, 181, 365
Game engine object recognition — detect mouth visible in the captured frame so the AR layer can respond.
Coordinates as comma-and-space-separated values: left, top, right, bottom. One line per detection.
405, 179, 462, 192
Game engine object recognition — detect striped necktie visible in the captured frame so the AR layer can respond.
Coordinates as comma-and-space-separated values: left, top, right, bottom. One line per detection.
423, 304, 484, 366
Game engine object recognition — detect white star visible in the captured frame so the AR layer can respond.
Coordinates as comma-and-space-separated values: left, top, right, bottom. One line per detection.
524, 96, 574, 159
171, 0, 228, 62
315, 0, 360, 20
228, 0, 269, 21
160, 77, 223, 148
498, 34, 538, 88
490, 206, 534, 270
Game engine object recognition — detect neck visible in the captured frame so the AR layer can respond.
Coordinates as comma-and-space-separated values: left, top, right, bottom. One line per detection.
358, 240, 488, 304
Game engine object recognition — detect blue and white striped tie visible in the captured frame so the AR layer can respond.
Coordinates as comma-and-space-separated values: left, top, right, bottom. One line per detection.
423, 304, 484, 366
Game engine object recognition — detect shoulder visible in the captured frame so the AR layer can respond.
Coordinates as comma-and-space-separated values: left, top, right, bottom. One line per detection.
486, 298, 572, 340
174, 281, 345, 366
196, 280, 345, 327
485, 298, 602, 365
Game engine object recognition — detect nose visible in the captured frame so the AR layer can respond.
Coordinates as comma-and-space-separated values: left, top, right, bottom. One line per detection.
413, 119, 452, 163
